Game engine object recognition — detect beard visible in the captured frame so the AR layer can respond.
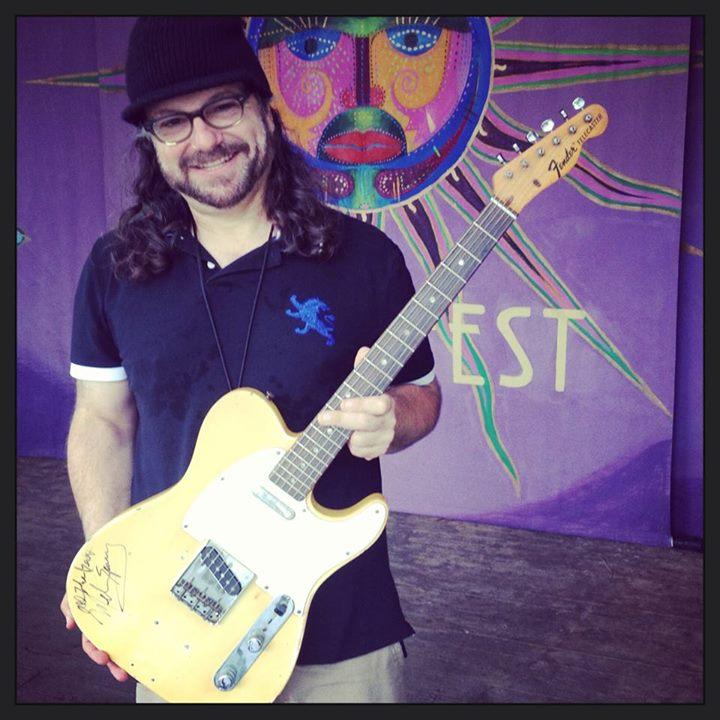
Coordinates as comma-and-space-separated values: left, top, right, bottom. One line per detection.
158, 117, 273, 210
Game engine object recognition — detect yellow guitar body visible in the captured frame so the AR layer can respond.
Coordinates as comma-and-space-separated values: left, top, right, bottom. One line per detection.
66, 388, 388, 702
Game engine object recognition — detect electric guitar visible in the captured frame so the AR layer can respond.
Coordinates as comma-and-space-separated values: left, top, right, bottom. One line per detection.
66, 101, 608, 702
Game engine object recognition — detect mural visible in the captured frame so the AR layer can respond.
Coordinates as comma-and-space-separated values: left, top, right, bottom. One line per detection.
17, 17, 702, 545
251, 17, 492, 211
243, 16, 691, 497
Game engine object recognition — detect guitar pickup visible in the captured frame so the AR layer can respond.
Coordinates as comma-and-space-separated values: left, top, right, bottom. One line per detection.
171, 541, 255, 624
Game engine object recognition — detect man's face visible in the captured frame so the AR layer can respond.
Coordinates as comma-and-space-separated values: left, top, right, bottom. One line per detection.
145, 84, 274, 210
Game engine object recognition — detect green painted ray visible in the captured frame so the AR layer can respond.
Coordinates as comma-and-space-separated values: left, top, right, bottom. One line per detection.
494, 64, 689, 92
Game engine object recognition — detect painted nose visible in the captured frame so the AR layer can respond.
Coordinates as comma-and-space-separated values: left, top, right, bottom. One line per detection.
340, 85, 385, 109
340, 35, 385, 108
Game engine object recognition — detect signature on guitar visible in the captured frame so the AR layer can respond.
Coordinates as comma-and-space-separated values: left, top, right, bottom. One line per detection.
70, 544, 128, 625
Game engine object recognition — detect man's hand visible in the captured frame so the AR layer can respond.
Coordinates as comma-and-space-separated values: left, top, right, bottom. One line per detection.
60, 593, 130, 682
317, 346, 441, 461
317, 347, 396, 461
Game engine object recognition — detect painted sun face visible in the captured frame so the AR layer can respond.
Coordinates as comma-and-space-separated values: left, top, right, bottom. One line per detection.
248, 16, 493, 210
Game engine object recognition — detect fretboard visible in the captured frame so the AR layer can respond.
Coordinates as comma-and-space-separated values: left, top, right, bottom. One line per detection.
270, 197, 516, 500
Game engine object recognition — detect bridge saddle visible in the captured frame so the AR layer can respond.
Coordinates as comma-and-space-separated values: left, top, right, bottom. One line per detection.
170, 540, 255, 624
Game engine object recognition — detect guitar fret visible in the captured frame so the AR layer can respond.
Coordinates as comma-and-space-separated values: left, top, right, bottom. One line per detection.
387, 329, 414, 351
269, 465, 292, 486
282, 453, 316, 483
335, 372, 385, 401
410, 297, 439, 321
349, 369, 384, 394
306, 423, 346, 450
373, 344, 403, 369
471, 222, 497, 243
364, 357, 393, 381
424, 281, 453, 303
270, 477, 293, 495
272, 463, 297, 485
444, 264, 466, 282
455, 244, 481, 264
399, 315, 425, 335
296, 436, 334, 463
335, 383, 355, 401
315, 425, 346, 450
271, 465, 303, 494
491, 196, 517, 219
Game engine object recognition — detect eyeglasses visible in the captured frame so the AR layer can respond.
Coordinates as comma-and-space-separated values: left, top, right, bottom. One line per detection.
140, 94, 248, 145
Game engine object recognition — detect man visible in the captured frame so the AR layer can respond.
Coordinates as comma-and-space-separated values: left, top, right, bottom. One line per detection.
60, 16, 441, 703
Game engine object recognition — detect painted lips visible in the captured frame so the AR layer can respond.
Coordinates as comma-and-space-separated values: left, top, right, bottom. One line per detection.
323, 130, 403, 164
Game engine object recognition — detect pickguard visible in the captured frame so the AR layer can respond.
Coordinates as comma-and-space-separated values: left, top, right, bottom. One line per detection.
181, 448, 388, 613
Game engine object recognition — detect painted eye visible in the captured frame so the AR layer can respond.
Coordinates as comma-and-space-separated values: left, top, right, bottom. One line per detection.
387, 24, 441, 56
286, 29, 340, 61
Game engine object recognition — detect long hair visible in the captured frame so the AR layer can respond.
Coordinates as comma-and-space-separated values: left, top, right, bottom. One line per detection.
111, 102, 339, 281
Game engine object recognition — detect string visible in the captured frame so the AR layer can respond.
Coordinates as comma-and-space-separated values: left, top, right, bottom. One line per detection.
195, 227, 274, 394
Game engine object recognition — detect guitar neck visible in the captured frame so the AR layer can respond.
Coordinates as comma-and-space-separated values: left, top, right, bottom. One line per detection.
270, 197, 516, 501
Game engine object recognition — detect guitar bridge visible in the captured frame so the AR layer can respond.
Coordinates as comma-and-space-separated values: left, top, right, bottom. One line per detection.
171, 541, 255, 624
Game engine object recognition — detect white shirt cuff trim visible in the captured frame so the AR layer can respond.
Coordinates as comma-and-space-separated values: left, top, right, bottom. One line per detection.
406, 369, 435, 386
70, 363, 127, 382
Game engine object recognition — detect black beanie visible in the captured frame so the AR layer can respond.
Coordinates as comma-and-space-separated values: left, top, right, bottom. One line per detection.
121, 16, 272, 125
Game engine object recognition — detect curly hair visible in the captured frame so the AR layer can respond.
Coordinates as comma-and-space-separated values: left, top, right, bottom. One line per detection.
111, 102, 339, 281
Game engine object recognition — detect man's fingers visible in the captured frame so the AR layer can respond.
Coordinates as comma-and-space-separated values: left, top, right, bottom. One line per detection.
59, 594, 77, 630
107, 661, 130, 682
353, 346, 370, 368
348, 434, 392, 459
69, 589, 129, 683
82, 634, 110, 665
317, 395, 394, 428
319, 409, 383, 432
81, 635, 130, 681
340, 394, 393, 416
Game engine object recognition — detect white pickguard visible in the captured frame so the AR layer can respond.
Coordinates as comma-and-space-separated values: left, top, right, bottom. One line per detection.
182, 448, 388, 613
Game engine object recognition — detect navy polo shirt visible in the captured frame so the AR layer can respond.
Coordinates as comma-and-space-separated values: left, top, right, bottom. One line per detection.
70, 210, 435, 664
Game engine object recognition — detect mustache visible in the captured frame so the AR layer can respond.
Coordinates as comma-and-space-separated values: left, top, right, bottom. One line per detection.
181, 142, 250, 169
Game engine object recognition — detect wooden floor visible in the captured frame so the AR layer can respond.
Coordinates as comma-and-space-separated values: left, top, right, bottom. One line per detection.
17, 457, 703, 704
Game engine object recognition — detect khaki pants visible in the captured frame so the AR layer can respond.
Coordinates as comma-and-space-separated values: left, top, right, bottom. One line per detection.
136, 642, 406, 703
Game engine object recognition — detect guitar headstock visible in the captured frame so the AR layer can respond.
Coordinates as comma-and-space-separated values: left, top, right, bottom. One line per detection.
491, 101, 608, 214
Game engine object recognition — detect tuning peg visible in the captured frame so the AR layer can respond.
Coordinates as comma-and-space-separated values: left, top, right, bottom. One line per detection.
572, 97, 586, 110
526, 130, 538, 143
559, 109, 568, 120
540, 118, 555, 133
495, 153, 507, 165
512, 142, 521, 153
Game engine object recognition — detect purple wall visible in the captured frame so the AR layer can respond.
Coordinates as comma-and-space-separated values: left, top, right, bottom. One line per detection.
16, 17, 702, 547
670, 16, 703, 542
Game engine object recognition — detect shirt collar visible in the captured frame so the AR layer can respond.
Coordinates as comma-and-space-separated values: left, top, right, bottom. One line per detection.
171, 227, 283, 272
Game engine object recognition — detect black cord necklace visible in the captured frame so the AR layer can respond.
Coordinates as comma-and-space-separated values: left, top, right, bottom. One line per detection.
195, 227, 273, 393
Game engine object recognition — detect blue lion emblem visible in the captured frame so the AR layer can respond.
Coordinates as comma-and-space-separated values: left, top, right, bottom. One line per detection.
285, 294, 336, 346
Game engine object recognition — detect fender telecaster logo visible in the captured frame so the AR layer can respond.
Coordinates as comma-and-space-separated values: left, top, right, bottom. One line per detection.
548, 111, 604, 179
